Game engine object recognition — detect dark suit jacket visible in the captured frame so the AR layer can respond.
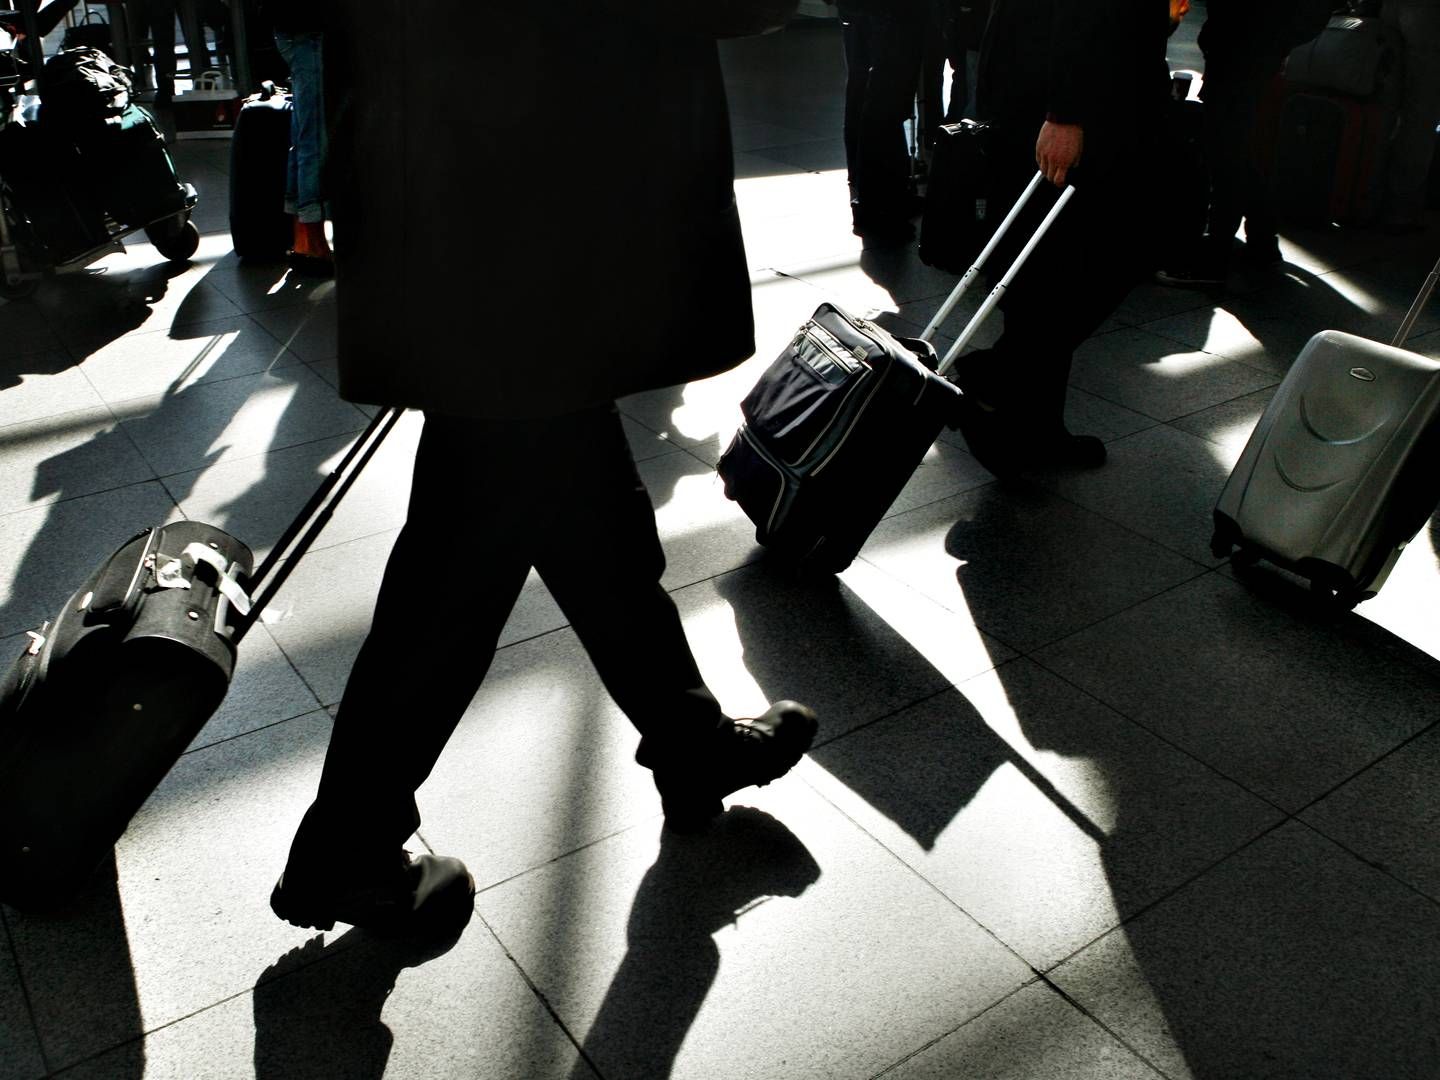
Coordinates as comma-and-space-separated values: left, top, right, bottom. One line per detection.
324, 2, 753, 419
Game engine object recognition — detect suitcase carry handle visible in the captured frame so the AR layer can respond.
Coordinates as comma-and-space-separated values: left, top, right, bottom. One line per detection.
230, 406, 405, 641
1393, 252, 1440, 348
918, 171, 1076, 377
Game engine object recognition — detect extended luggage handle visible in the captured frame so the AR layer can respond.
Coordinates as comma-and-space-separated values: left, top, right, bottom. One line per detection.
1392, 252, 1440, 348
227, 406, 405, 642
918, 171, 1077, 377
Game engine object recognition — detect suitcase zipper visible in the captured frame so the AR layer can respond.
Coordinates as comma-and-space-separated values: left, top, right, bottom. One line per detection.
810, 366, 891, 477
737, 425, 793, 535
788, 318, 894, 469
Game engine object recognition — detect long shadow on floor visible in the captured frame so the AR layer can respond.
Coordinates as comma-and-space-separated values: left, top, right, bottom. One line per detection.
0, 265, 357, 640
568, 807, 819, 1080
714, 524, 1440, 1075
1, 853, 144, 1076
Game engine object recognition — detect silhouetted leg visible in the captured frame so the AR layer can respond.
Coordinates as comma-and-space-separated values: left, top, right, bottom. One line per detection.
530, 405, 724, 759
289, 414, 535, 867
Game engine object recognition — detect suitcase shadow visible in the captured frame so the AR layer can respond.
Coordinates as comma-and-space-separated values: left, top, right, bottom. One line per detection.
710, 559, 1102, 852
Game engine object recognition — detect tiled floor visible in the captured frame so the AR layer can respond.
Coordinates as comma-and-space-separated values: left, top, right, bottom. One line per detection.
4, 14, 1440, 1080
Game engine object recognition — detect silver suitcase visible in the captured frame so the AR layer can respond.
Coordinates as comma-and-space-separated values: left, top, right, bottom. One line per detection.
1211, 254, 1440, 608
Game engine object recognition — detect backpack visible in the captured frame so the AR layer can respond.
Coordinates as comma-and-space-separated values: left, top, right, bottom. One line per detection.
38, 46, 132, 134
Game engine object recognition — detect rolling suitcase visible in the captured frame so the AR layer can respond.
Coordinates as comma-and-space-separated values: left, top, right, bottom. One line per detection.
919, 120, 998, 275
718, 172, 1074, 574
1270, 89, 1391, 225
1211, 254, 1440, 609
228, 80, 292, 259
1271, 11, 1400, 225
0, 408, 403, 911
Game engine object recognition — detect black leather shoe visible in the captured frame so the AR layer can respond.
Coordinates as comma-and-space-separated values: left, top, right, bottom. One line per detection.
270, 850, 475, 937
286, 250, 335, 279
652, 702, 819, 833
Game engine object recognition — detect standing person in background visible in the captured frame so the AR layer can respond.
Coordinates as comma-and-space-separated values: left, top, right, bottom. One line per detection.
920, 0, 989, 139
266, 0, 820, 938
1379, 0, 1440, 233
953, 0, 1172, 472
125, 0, 178, 103
1156, 0, 1332, 287
833, 0, 927, 246
264, 0, 331, 276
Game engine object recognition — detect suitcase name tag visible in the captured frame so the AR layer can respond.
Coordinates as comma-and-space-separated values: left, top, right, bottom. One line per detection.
154, 541, 254, 617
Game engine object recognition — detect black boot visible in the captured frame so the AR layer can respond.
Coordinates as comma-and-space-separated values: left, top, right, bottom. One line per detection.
647, 701, 819, 833
271, 848, 475, 938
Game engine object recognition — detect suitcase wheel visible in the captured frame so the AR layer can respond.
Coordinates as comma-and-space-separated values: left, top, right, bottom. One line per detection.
1309, 577, 1362, 613
0, 275, 38, 301
1229, 547, 1261, 570
146, 219, 200, 263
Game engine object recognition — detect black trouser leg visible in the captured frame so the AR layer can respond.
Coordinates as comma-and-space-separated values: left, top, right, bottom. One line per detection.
1201, 70, 1274, 258
288, 404, 721, 870
528, 407, 722, 761
839, 9, 925, 225
984, 157, 1156, 430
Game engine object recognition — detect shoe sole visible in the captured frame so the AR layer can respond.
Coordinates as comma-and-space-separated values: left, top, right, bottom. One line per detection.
269, 871, 477, 937
270, 876, 337, 932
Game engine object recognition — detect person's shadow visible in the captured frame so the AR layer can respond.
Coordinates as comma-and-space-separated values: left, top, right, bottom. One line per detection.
252, 920, 468, 1080
569, 806, 820, 1080
0, 852, 146, 1076
711, 561, 1102, 852
0, 261, 355, 640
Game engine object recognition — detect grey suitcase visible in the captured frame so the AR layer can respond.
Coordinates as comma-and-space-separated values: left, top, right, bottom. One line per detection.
1211, 255, 1440, 609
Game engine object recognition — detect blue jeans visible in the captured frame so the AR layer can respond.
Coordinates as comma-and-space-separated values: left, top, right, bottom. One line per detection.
274, 30, 327, 224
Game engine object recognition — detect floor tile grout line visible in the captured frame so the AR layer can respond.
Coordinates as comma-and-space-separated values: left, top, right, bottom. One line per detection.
1286, 816, 1440, 914
1036, 815, 1294, 976
0, 904, 54, 1077
1024, 973, 1175, 1080
175, 699, 329, 762
1037, 469, 1227, 573
798, 751, 1045, 976
806, 683, 958, 755
470, 816, 666, 901
1019, 599, 1302, 823
474, 912, 607, 1080
868, 970, 1173, 1080
863, 977, 1051, 1080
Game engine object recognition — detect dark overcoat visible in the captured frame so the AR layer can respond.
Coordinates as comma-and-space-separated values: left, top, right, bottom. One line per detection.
975, 0, 1171, 174
323, 3, 754, 419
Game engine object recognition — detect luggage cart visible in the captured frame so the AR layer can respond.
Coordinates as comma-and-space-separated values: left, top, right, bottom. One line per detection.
0, 0, 198, 299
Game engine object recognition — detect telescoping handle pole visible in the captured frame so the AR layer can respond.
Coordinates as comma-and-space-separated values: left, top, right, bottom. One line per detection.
917, 171, 1077, 378
230, 406, 405, 642
1392, 252, 1440, 348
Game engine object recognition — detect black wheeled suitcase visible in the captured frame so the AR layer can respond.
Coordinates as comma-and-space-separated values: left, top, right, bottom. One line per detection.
918, 119, 1030, 276
228, 81, 293, 259
0, 409, 402, 911
1212, 255, 1440, 609
718, 172, 1074, 574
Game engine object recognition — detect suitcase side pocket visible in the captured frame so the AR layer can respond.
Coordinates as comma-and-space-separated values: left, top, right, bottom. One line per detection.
719, 426, 794, 543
